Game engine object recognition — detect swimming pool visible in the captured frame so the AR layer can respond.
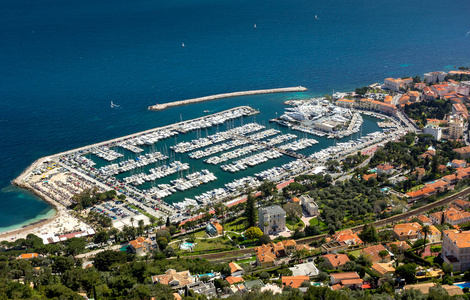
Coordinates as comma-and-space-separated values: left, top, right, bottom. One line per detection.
199, 273, 215, 278
180, 242, 195, 250
455, 282, 470, 289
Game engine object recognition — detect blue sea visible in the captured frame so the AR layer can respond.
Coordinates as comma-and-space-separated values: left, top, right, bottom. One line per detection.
0, 0, 469, 232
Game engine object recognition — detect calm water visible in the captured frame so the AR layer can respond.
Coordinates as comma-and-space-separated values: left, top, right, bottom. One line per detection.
0, 0, 469, 232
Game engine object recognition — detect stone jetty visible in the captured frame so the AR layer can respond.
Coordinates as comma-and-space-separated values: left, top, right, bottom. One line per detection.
148, 86, 308, 110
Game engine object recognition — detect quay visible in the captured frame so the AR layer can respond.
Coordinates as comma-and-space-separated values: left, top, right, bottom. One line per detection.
148, 86, 308, 110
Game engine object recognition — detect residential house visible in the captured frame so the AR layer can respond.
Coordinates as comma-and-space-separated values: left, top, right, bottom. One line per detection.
360, 244, 392, 263
228, 262, 244, 277
321, 241, 348, 254
330, 272, 363, 290
129, 236, 152, 255
322, 254, 350, 270
392, 222, 422, 241
185, 281, 216, 298
152, 269, 194, 287
289, 262, 319, 277
423, 124, 442, 141
449, 115, 464, 140
411, 168, 426, 181
452, 159, 467, 169
425, 180, 450, 193
406, 187, 437, 202
453, 103, 469, 119
454, 146, 470, 159
444, 208, 470, 226
432, 84, 450, 98
16, 253, 39, 260
376, 164, 394, 176
258, 205, 286, 235
255, 240, 297, 267
336, 99, 355, 108
386, 241, 411, 254
333, 229, 363, 246
430, 211, 444, 225
442, 230, 470, 272
442, 174, 459, 186
206, 221, 223, 236
415, 82, 426, 90
423, 86, 438, 100
281, 276, 310, 289
300, 194, 319, 216
417, 225, 441, 243
371, 263, 395, 277
407, 214, 432, 226
226, 276, 245, 285
424, 71, 447, 84
362, 173, 378, 181
383, 77, 413, 92
405, 283, 464, 296
454, 199, 470, 210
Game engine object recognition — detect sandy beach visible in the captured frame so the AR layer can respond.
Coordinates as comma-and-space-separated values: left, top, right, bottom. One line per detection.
0, 207, 90, 243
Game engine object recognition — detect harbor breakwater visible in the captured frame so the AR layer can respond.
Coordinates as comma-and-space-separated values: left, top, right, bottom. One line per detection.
148, 86, 308, 110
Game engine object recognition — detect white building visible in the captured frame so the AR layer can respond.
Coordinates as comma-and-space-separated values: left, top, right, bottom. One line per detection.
300, 195, 319, 216
258, 205, 286, 235
424, 71, 447, 84
442, 230, 470, 272
424, 124, 442, 141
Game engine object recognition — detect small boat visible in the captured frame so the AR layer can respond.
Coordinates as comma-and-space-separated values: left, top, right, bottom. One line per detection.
254, 24, 257, 28
203, 110, 210, 113
315, 15, 319, 20
182, 42, 185, 47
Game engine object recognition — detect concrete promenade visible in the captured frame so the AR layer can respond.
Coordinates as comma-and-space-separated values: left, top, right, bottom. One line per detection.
148, 86, 308, 110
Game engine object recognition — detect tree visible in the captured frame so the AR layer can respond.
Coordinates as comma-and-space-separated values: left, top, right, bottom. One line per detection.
137, 219, 145, 236
442, 262, 453, 274
156, 237, 168, 250
245, 227, 263, 241
420, 225, 430, 253
109, 227, 120, 244
244, 193, 257, 229
65, 238, 86, 256
395, 263, 417, 284
130, 217, 135, 228
93, 230, 110, 245
166, 216, 170, 228
378, 250, 389, 262
258, 234, 271, 245
283, 203, 302, 221
259, 180, 276, 199
93, 250, 127, 271
428, 285, 450, 300
317, 271, 328, 282
51, 256, 74, 274
358, 223, 378, 243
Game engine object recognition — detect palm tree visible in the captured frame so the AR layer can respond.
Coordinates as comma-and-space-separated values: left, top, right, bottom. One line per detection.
420, 225, 431, 253
130, 217, 135, 228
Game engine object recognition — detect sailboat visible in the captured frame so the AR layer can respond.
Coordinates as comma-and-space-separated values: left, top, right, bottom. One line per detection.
315, 15, 319, 20
182, 42, 185, 47
111, 101, 120, 108
254, 24, 257, 28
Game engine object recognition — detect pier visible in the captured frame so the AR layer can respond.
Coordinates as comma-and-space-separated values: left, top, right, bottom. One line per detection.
148, 86, 308, 110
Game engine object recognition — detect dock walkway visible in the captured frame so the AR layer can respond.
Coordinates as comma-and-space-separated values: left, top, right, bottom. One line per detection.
148, 86, 307, 110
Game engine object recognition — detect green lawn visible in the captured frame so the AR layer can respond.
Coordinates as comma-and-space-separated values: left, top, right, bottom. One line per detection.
225, 217, 246, 232
286, 220, 305, 231
348, 250, 361, 258
194, 230, 209, 238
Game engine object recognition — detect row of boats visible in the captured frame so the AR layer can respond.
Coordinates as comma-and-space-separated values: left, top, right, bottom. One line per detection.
91, 146, 123, 161
188, 139, 249, 159
220, 149, 283, 173
176, 107, 256, 133
171, 123, 264, 153
97, 151, 168, 176
204, 144, 263, 165
278, 138, 318, 151
123, 161, 190, 185
143, 170, 217, 199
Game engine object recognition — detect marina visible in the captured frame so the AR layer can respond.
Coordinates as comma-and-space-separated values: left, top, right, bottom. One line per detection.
13, 101, 404, 226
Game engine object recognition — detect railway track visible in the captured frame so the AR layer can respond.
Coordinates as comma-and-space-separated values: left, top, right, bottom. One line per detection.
186, 187, 470, 260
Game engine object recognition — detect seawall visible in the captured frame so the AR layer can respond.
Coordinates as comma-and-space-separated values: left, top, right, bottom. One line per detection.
148, 86, 308, 110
